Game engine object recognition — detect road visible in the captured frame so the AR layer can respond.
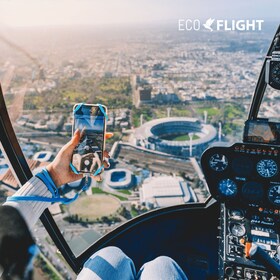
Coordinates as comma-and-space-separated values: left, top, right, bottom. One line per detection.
34, 224, 76, 280
117, 144, 196, 175
9, 83, 27, 123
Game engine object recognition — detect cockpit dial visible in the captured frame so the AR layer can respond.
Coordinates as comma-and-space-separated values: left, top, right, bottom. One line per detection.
268, 185, 280, 206
209, 154, 228, 172
218, 179, 237, 197
230, 223, 246, 237
271, 63, 280, 85
229, 209, 244, 220
256, 159, 278, 178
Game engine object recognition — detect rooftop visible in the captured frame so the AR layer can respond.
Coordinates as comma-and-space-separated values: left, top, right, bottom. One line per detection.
140, 175, 192, 208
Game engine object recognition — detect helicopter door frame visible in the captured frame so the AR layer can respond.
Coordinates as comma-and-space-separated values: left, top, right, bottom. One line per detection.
0, 85, 81, 273
248, 24, 280, 120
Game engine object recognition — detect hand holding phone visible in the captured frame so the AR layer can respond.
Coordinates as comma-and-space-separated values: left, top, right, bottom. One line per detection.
71, 103, 107, 175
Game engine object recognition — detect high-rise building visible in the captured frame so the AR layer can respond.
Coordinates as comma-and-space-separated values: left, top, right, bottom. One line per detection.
136, 86, 152, 107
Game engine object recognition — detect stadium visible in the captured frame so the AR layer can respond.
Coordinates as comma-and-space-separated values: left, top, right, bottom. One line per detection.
134, 117, 217, 157
105, 168, 135, 189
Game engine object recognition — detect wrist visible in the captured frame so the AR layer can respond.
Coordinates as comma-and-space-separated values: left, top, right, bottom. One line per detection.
46, 164, 61, 187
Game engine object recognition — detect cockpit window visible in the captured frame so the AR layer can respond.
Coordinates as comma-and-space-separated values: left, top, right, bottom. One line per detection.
0, 1, 278, 273
0, 149, 11, 205
258, 87, 280, 121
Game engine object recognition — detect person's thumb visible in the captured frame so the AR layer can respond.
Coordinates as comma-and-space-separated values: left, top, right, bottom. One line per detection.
69, 129, 81, 147
62, 129, 81, 156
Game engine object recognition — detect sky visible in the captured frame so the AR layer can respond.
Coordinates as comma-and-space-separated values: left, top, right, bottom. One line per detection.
0, 0, 279, 27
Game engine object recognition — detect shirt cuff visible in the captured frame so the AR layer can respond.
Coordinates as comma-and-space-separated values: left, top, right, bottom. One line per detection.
4, 176, 52, 229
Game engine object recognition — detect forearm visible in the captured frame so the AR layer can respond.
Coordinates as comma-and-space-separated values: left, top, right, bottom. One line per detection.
4, 176, 52, 229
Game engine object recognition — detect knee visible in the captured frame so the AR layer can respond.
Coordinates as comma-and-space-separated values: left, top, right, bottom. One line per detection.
77, 247, 135, 280
86, 246, 133, 269
151, 256, 174, 265
139, 256, 188, 280
93, 246, 126, 259
80, 246, 136, 280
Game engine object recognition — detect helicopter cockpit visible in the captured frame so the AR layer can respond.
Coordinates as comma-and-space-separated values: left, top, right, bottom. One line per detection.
199, 25, 280, 279
1, 21, 280, 280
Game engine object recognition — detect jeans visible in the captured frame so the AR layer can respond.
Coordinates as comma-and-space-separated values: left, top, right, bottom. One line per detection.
77, 246, 188, 280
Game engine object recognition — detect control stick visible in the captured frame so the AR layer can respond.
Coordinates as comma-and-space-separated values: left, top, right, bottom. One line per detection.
249, 243, 280, 278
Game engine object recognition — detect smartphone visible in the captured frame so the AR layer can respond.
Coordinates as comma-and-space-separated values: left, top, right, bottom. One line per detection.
71, 103, 107, 175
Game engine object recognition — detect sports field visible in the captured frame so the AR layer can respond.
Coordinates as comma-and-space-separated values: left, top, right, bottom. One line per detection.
162, 134, 200, 141
68, 194, 120, 220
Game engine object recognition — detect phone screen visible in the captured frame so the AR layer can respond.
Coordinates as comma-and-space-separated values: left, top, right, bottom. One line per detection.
72, 104, 106, 174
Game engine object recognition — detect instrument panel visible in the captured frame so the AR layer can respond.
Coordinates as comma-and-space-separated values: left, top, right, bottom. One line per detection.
201, 143, 280, 208
217, 204, 280, 279
201, 142, 280, 279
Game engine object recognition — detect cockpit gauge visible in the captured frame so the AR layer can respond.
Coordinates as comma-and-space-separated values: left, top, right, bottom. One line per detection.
268, 185, 280, 206
232, 157, 253, 177
230, 223, 246, 237
242, 182, 264, 203
229, 209, 244, 220
271, 63, 280, 86
218, 179, 237, 197
256, 159, 278, 178
209, 154, 228, 172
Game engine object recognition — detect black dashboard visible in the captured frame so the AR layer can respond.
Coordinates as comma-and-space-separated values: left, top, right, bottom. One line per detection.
201, 143, 280, 279
202, 143, 280, 208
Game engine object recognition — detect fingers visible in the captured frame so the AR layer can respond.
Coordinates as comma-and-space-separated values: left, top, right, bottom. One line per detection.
91, 153, 110, 181
103, 150, 110, 168
80, 127, 86, 138
91, 174, 103, 182
70, 129, 81, 147
103, 159, 110, 169
61, 130, 81, 154
91, 159, 109, 184
104, 150, 110, 158
105, 132, 114, 140
96, 174, 102, 182
69, 173, 84, 183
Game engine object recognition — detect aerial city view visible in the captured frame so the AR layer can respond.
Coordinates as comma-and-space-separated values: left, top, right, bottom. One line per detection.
0, 1, 279, 278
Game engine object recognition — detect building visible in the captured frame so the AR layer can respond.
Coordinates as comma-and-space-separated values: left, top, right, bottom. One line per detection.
105, 168, 134, 189
137, 86, 152, 107
33, 151, 54, 162
0, 159, 9, 175
0, 159, 48, 189
140, 176, 196, 209
153, 92, 180, 104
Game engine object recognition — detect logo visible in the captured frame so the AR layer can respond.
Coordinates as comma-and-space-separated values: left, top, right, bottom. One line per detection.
178, 19, 264, 32
203, 18, 215, 32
